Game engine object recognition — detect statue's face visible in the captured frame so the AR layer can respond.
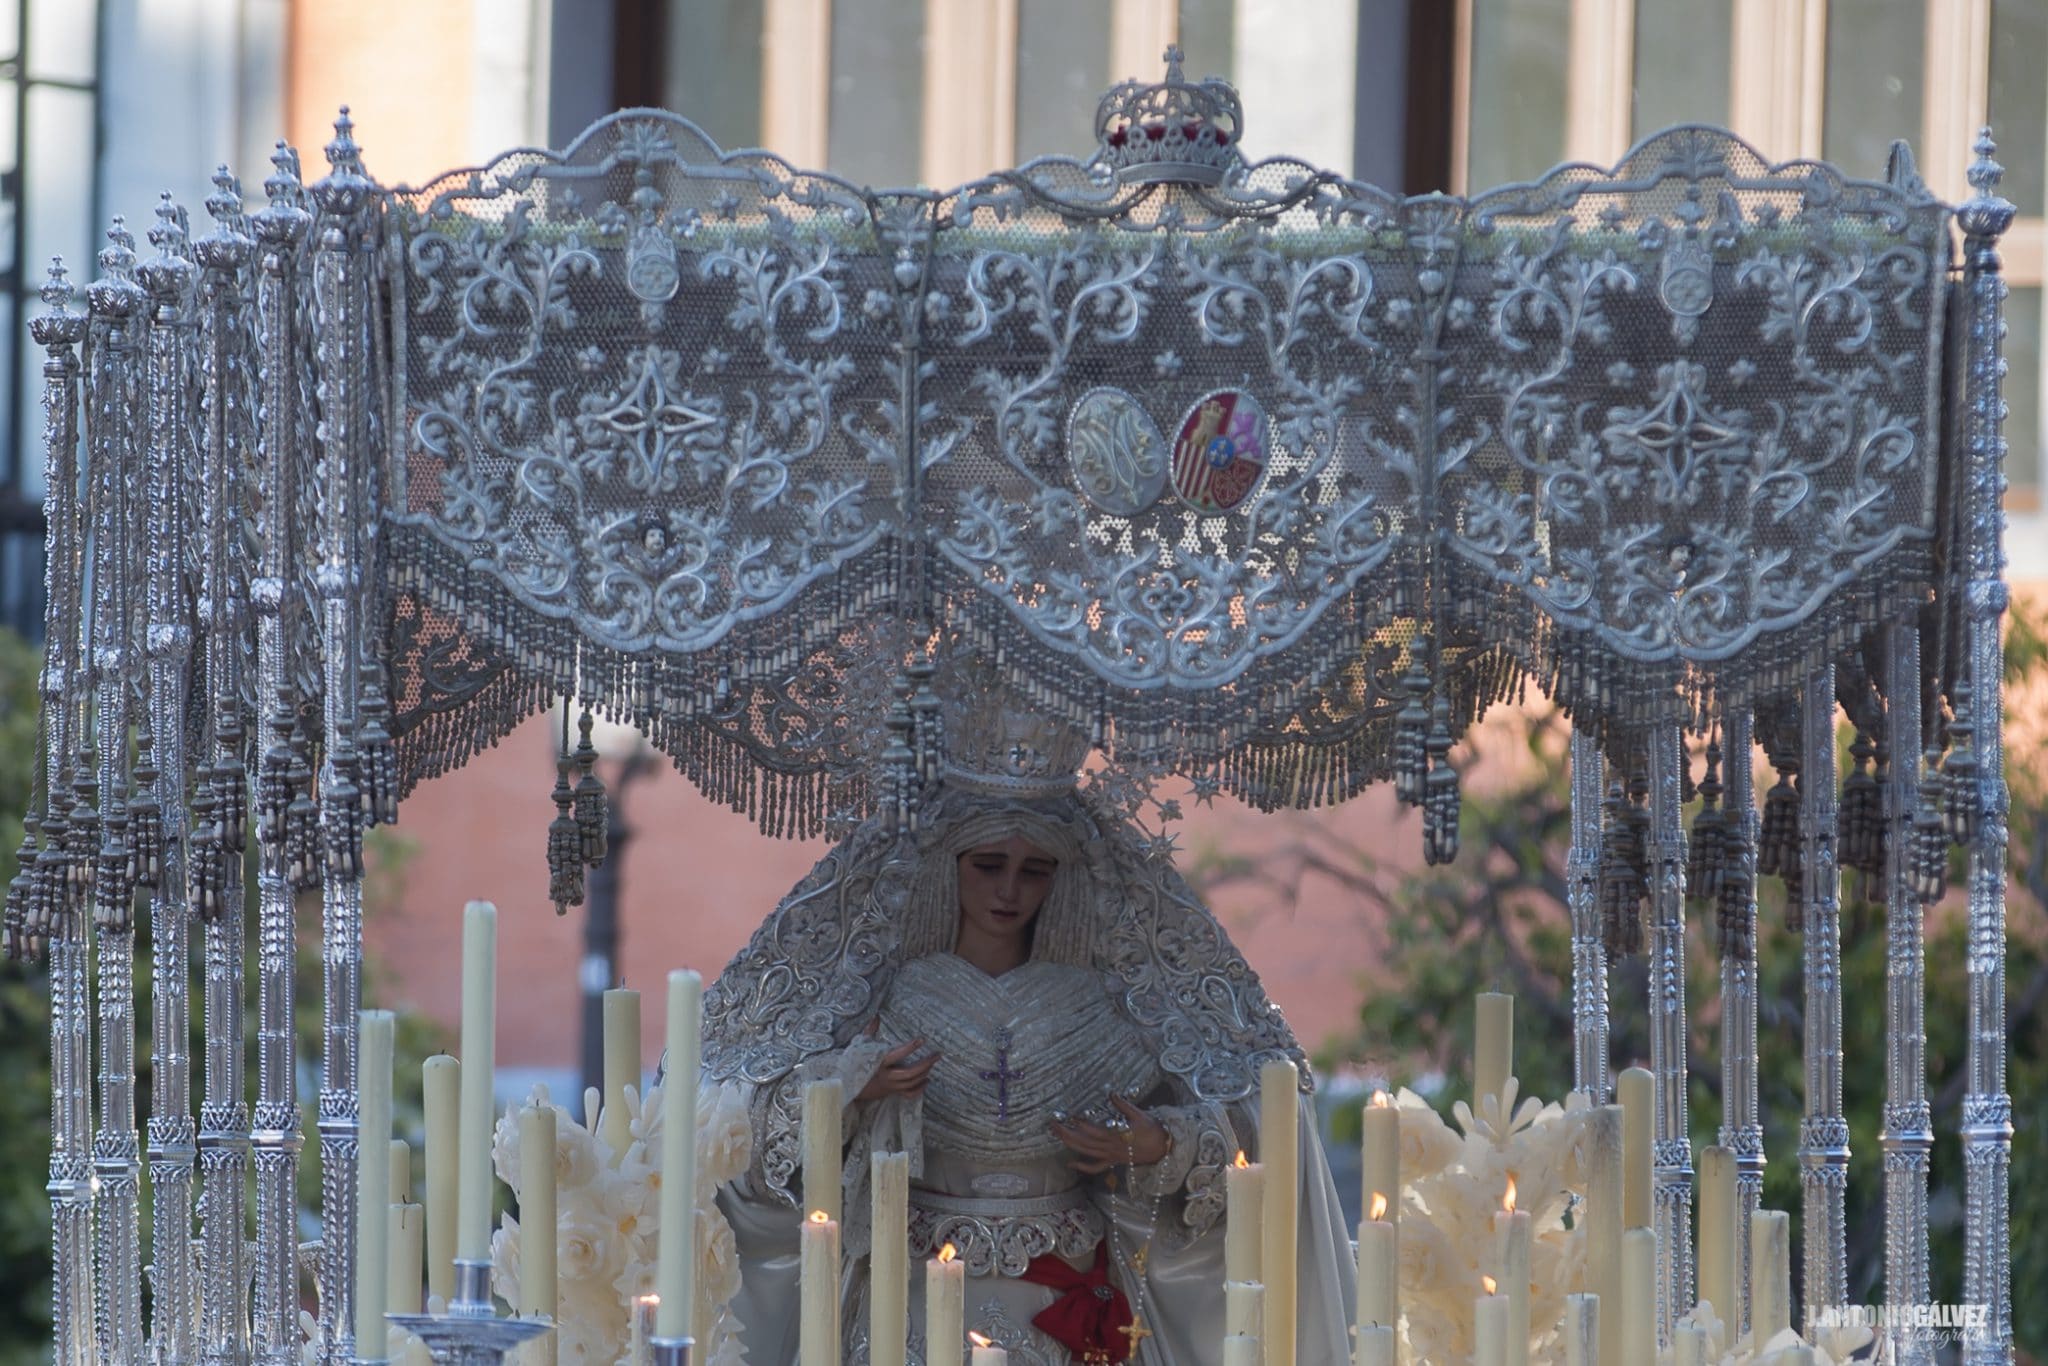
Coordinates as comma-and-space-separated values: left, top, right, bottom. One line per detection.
956, 836, 1058, 942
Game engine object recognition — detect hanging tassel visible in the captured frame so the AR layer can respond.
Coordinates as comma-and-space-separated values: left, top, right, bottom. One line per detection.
1716, 867, 1755, 960
190, 776, 225, 923
1392, 651, 1431, 808
127, 724, 163, 890
1757, 755, 1803, 924
1422, 695, 1459, 864
5, 817, 38, 960
1840, 729, 1883, 896
95, 802, 134, 934
883, 692, 915, 835
1686, 734, 1727, 902
286, 718, 321, 893
358, 668, 399, 827
547, 755, 585, 914
1912, 745, 1948, 903
572, 708, 608, 867
258, 701, 293, 850
215, 708, 248, 855
67, 755, 99, 899
1941, 683, 1978, 846
323, 753, 365, 883
1599, 778, 1645, 959
33, 801, 68, 938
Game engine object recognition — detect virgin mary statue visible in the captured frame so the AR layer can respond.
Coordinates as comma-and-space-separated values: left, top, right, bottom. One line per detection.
693, 679, 1358, 1364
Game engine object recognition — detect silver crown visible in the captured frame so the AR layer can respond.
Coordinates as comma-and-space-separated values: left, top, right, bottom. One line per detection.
939, 670, 1092, 799
1094, 46, 1243, 188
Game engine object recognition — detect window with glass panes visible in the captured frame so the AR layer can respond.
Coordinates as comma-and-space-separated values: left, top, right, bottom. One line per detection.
0, 0, 100, 641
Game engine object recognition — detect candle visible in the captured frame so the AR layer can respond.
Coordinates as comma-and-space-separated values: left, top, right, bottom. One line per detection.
1620, 1228, 1656, 1366
389, 1201, 424, 1312
1360, 1090, 1399, 1229
802, 1078, 844, 1224
1697, 1145, 1737, 1329
356, 1010, 395, 1356
1355, 1194, 1395, 1329
926, 1244, 964, 1366
1562, 1292, 1598, 1366
389, 1138, 412, 1204
967, 1333, 1006, 1366
422, 1054, 460, 1301
1226, 1151, 1264, 1283
1617, 1067, 1653, 1230
601, 987, 641, 1162
518, 1104, 558, 1325
800, 1210, 840, 1366
1353, 1323, 1393, 1366
1474, 992, 1514, 1111
1225, 1282, 1264, 1341
1674, 1321, 1709, 1366
1258, 1058, 1299, 1366
654, 970, 701, 1339
456, 902, 498, 1265
1223, 1335, 1262, 1366
1581, 1105, 1623, 1366
1494, 1177, 1531, 1366
1751, 1209, 1792, 1347
630, 1295, 658, 1366
1474, 1284, 1508, 1366
870, 1152, 910, 1366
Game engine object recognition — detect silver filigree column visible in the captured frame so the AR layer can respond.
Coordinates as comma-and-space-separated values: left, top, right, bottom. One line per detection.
1798, 665, 1848, 1327
1717, 707, 1762, 1341
1646, 724, 1692, 1343
1567, 729, 1610, 1102
250, 142, 312, 1366
1956, 132, 2015, 1366
1881, 622, 1933, 1366
312, 111, 374, 1366
138, 193, 199, 1366
35, 260, 96, 1366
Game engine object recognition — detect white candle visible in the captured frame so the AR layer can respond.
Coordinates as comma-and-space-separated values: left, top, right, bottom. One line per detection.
926, 1246, 964, 1366
1617, 1067, 1653, 1231
1474, 992, 1514, 1111
1697, 1145, 1737, 1329
356, 1010, 395, 1355
1360, 1091, 1399, 1229
1258, 1058, 1299, 1366
1562, 1292, 1598, 1366
1225, 1282, 1265, 1341
803, 1078, 844, 1224
518, 1104, 557, 1322
1674, 1321, 1709, 1366
601, 987, 641, 1162
654, 970, 702, 1339
1353, 1323, 1393, 1366
630, 1295, 658, 1366
389, 1138, 412, 1204
1226, 1152, 1264, 1283
1494, 1189, 1532, 1366
1751, 1209, 1792, 1346
1582, 1105, 1623, 1366
422, 1054, 460, 1301
1620, 1228, 1656, 1366
456, 902, 498, 1265
1223, 1335, 1262, 1366
389, 1202, 424, 1312
1474, 1290, 1509, 1366
1355, 1200, 1395, 1328
799, 1211, 840, 1366
967, 1335, 1006, 1366
870, 1152, 910, 1366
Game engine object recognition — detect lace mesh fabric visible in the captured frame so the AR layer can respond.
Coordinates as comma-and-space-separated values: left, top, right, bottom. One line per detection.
380, 115, 1952, 835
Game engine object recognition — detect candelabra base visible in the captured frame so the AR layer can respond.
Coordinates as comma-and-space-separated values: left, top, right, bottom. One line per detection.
388, 1260, 552, 1366
649, 1336, 694, 1366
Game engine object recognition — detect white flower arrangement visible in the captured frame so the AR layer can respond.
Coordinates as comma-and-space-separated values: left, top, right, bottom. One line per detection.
488, 1079, 754, 1366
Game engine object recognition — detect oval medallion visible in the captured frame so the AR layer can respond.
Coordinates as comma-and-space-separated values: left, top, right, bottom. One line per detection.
1066, 386, 1169, 515
1171, 389, 1268, 512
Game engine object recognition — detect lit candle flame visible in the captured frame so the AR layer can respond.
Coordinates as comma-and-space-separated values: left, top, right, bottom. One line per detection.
1369, 1191, 1387, 1221
1370, 1089, 1390, 1108
1233, 1150, 1250, 1168
1503, 1174, 1518, 1213
968, 1332, 993, 1347
637, 1294, 660, 1307
938, 1242, 957, 1264
1482, 1275, 1498, 1295
808, 1209, 831, 1224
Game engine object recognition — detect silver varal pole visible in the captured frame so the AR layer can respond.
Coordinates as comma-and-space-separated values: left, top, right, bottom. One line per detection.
1798, 664, 1848, 1326
1717, 706, 1762, 1341
1567, 729, 1610, 1103
1957, 131, 2016, 1366
1646, 724, 1692, 1343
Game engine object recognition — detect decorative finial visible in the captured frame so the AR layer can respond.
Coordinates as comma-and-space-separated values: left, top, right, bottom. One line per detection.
206, 165, 244, 227
326, 105, 361, 175
148, 192, 189, 256
99, 216, 138, 279
194, 166, 254, 272
1959, 125, 2015, 240
1163, 45, 1184, 81
29, 258, 86, 347
312, 106, 373, 219
89, 216, 145, 316
265, 140, 304, 206
138, 193, 197, 299
39, 259, 73, 314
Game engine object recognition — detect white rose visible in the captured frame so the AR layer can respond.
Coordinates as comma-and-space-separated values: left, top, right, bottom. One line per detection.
552, 1113, 601, 1190
490, 1215, 522, 1309
557, 1208, 612, 1283
699, 1204, 742, 1308
698, 1080, 752, 1188
1393, 1091, 1464, 1182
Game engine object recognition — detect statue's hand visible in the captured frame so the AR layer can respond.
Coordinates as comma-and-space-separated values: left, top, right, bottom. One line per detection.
856, 1019, 939, 1102
1052, 1094, 1171, 1172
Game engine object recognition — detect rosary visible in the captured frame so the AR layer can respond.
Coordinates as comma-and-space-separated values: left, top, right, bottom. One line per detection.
1101, 1118, 1167, 1362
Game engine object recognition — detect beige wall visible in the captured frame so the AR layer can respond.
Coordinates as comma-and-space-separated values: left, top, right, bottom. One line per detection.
288, 0, 475, 187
